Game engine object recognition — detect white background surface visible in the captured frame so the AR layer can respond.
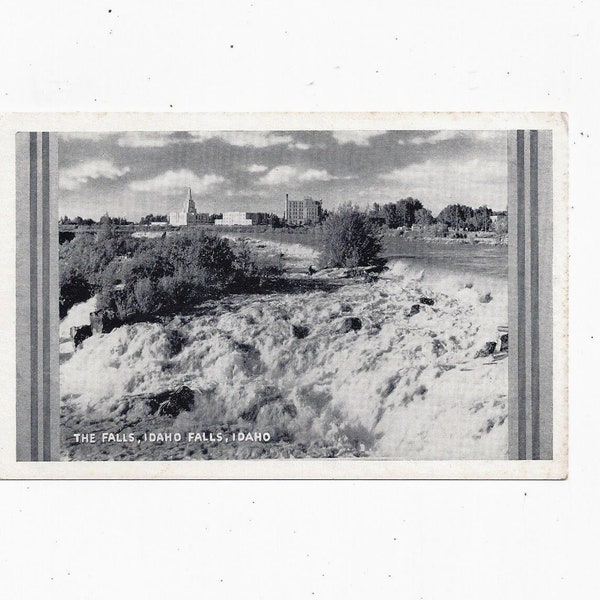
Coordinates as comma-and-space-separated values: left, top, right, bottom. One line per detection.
0, 1, 597, 598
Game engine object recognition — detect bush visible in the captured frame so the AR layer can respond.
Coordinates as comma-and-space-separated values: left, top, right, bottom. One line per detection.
319, 204, 384, 268
60, 227, 287, 321
133, 278, 165, 315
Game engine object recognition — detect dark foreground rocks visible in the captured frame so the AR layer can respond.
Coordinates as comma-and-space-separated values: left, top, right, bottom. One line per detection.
70, 324, 92, 348
475, 341, 498, 358
90, 308, 121, 334
408, 304, 421, 317
292, 324, 310, 339
338, 317, 362, 333
145, 386, 195, 417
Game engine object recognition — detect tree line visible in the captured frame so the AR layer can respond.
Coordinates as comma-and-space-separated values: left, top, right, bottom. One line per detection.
59, 199, 507, 234
369, 198, 506, 232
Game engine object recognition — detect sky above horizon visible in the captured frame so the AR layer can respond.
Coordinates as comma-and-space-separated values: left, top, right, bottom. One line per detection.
58, 130, 508, 221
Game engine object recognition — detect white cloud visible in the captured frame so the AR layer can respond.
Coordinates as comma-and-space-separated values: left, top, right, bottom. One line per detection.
406, 130, 507, 145
60, 160, 130, 191
59, 133, 111, 142
246, 164, 269, 173
289, 142, 311, 150
378, 158, 507, 212
472, 131, 507, 142
332, 131, 385, 146
128, 169, 225, 193
258, 166, 298, 185
298, 168, 336, 182
259, 165, 338, 185
188, 131, 293, 148
112, 131, 318, 149
409, 131, 461, 145
117, 132, 179, 148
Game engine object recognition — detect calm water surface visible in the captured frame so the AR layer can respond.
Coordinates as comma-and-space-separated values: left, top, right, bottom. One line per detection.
245, 231, 508, 279
383, 239, 507, 279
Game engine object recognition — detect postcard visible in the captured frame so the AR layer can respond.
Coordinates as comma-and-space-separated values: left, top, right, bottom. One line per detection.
0, 112, 568, 478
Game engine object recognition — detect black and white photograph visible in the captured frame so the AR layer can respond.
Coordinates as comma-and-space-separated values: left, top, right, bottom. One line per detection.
7, 114, 566, 474
56, 128, 513, 462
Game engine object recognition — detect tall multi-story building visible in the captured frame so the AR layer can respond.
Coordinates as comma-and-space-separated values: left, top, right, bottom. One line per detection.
169, 188, 198, 226
284, 194, 323, 226
168, 188, 211, 225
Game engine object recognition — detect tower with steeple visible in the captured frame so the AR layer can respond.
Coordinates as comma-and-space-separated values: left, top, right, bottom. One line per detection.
169, 187, 199, 226
182, 187, 196, 215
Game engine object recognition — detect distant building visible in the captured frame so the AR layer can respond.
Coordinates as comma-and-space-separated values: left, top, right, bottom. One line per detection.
214, 211, 271, 226
489, 210, 507, 226
214, 211, 254, 226
168, 188, 210, 226
284, 194, 322, 226
169, 188, 199, 226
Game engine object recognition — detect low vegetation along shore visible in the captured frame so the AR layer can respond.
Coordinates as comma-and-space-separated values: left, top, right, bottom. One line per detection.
60, 206, 508, 461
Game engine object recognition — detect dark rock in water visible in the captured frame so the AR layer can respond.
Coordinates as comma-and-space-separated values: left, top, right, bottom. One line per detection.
408, 304, 421, 317
165, 328, 185, 356
419, 296, 435, 306
70, 324, 92, 348
239, 385, 296, 423
499, 333, 509, 352
292, 324, 310, 339
339, 317, 362, 333
475, 341, 497, 358
146, 386, 195, 417
90, 309, 120, 334
479, 292, 493, 303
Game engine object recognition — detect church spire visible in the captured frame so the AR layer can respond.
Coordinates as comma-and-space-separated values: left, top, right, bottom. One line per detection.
182, 187, 196, 213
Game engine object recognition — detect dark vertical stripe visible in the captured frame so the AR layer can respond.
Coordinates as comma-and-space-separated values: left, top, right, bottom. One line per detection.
516, 130, 527, 459
29, 133, 38, 461
42, 132, 51, 461
529, 130, 540, 459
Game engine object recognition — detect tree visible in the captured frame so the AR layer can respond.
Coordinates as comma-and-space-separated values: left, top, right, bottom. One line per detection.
382, 203, 400, 228
268, 213, 282, 228
140, 214, 168, 225
471, 206, 492, 231
320, 204, 384, 268
494, 214, 508, 236
437, 204, 474, 230
414, 207, 435, 227
397, 197, 423, 228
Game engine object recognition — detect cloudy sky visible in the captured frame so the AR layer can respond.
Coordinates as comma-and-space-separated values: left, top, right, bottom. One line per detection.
58, 130, 508, 221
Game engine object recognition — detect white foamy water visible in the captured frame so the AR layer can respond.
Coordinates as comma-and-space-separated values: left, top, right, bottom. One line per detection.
60, 240, 508, 459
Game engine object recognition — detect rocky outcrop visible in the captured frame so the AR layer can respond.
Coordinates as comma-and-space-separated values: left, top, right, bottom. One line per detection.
475, 341, 497, 358
90, 309, 120, 334
292, 324, 310, 339
70, 325, 92, 348
145, 386, 195, 417
408, 304, 421, 317
499, 333, 509, 352
338, 317, 362, 333
419, 296, 435, 306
